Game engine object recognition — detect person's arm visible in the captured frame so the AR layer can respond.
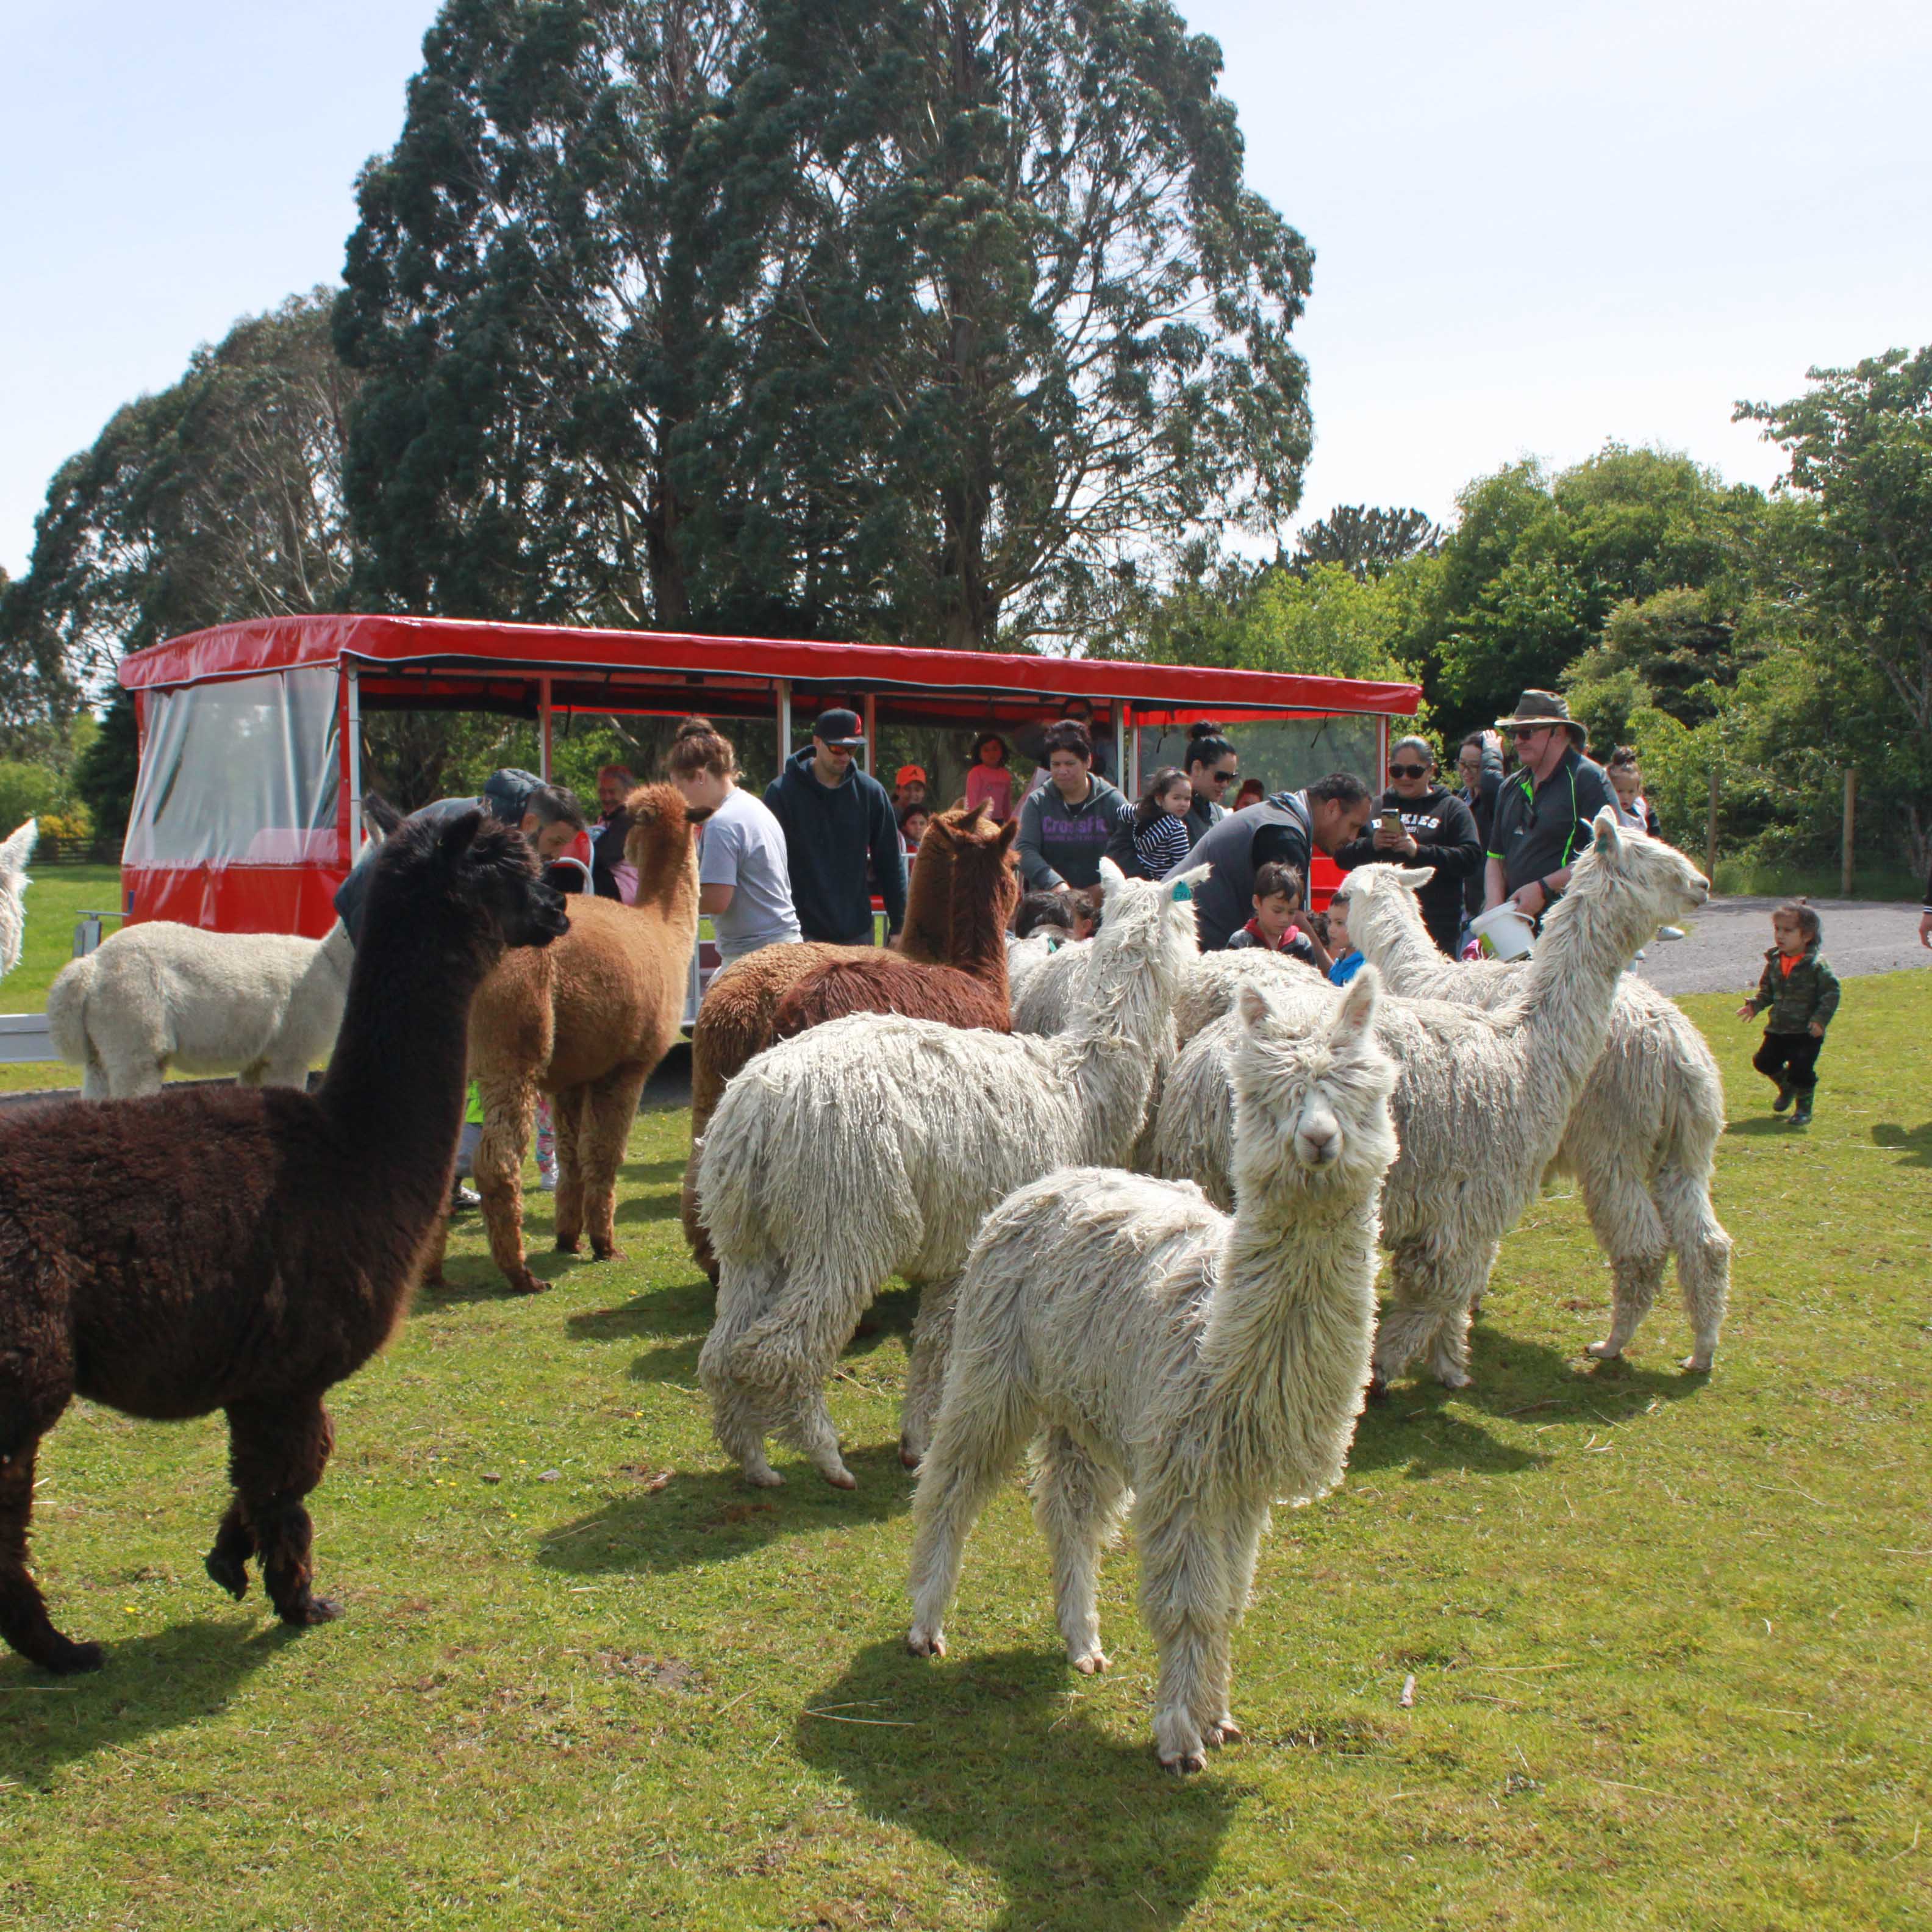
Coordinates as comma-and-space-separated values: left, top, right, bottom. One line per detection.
1424, 794, 1484, 882
1483, 855, 1507, 912
1016, 789, 1062, 890
1737, 961, 1772, 1020
1331, 825, 1380, 871
699, 884, 735, 917
1104, 801, 1140, 876
1809, 959, 1841, 1034
873, 789, 907, 935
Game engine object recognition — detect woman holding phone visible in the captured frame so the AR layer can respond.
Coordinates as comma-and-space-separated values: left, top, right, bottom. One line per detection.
1333, 735, 1484, 958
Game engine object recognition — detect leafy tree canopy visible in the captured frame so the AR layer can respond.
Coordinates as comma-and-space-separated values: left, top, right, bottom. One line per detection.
1291, 504, 1439, 579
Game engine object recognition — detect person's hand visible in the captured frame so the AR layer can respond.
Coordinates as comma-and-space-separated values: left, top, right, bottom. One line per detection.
1920, 909, 1931, 949
1370, 823, 1402, 851
1736, 1002, 1755, 1021
1808, 1020, 1824, 1038
1395, 831, 1419, 859
1509, 879, 1547, 918
1481, 729, 1502, 753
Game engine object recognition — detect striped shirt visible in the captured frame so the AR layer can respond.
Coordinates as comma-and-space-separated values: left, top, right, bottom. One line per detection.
1133, 810, 1193, 879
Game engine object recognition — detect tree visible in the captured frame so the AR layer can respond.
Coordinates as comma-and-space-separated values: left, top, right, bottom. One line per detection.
1291, 505, 1439, 579
1738, 346, 1932, 870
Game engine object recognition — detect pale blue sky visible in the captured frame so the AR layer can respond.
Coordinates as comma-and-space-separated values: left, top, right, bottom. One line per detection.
5, 1, 1929, 579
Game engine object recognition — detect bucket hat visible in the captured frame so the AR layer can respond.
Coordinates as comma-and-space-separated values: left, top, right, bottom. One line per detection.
1494, 690, 1587, 746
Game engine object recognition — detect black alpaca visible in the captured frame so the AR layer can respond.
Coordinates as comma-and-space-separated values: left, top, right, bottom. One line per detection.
0, 812, 567, 1673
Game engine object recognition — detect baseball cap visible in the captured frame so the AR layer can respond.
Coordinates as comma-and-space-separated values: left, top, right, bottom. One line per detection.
895, 764, 927, 787
813, 707, 865, 748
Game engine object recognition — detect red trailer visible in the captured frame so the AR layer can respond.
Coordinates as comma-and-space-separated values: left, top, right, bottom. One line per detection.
118, 613, 1422, 935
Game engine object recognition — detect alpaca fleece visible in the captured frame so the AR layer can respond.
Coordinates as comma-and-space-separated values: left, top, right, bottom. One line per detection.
0, 813, 567, 1675
907, 970, 1399, 1773
1151, 813, 1710, 1392
1334, 861, 1731, 1372
450, 784, 701, 1296
696, 860, 1208, 1489
49, 918, 354, 1099
0, 820, 34, 979
681, 803, 1019, 1280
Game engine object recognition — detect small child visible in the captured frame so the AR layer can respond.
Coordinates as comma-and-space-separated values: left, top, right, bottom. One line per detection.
1228, 859, 1328, 970
1325, 893, 1365, 987
898, 802, 931, 856
1012, 889, 1075, 942
1233, 777, 1266, 811
1606, 746, 1662, 838
1131, 766, 1194, 878
1736, 900, 1839, 1126
965, 733, 1015, 823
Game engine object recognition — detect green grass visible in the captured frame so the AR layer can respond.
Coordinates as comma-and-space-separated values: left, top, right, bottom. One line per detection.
4, 981, 1930, 1929
0, 865, 123, 1092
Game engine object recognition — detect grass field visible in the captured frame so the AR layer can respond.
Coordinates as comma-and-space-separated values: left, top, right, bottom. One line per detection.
2, 971, 1929, 1930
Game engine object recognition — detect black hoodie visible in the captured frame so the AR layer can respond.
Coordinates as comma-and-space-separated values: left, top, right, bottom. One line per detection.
763, 747, 907, 943
1334, 783, 1483, 957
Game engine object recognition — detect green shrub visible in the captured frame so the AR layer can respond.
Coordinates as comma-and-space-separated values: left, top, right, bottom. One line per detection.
0, 760, 59, 835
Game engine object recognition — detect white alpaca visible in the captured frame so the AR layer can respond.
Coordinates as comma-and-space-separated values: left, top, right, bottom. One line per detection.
1150, 812, 1710, 1391
1013, 933, 1316, 1045
1007, 931, 1093, 1033
697, 859, 1208, 1489
1004, 930, 1068, 1009
47, 920, 355, 1100
1334, 862, 1731, 1370
0, 820, 35, 978
906, 970, 1399, 1773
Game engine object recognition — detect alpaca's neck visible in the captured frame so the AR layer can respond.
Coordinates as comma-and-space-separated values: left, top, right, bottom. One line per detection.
1057, 940, 1176, 1163
899, 843, 954, 966
1192, 1186, 1380, 1491
629, 839, 701, 935
943, 861, 1012, 995
1362, 907, 1440, 982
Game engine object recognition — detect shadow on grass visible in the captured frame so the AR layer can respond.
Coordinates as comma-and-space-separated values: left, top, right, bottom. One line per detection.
796, 1642, 1236, 1932
568, 1283, 714, 1343
0, 1617, 299, 1789
1725, 1116, 1797, 1139
535, 1442, 913, 1576
1872, 1121, 1932, 1167
614, 1281, 921, 1388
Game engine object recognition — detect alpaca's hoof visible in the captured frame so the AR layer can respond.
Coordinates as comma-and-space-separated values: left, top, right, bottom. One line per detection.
1365, 1375, 1389, 1404
906, 1626, 946, 1659
507, 1270, 549, 1297
40, 1635, 104, 1676
1435, 1367, 1472, 1391
591, 1243, 627, 1263
1071, 1649, 1111, 1676
1161, 1749, 1208, 1776
281, 1595, 343, 1628
743, 1464, 785, 1489
821, 1465, 857, 1492
553, 1236, 582, 1256
1681, 1352, 1713, 1374
1204, 1716, 1243, 1747
898, 1440, 923, 1472
1584, 1339, 1620, 1361
205, 1549, 250, 1601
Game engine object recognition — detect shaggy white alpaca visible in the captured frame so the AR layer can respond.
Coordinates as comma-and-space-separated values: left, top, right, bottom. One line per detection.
906, 970, 1399, 1773
0, 820, 35, 978
697, 859, 1208, 1489
1151, 812, 1709, 1392
1013, 934, 1316, 1046
47, 920, 355, 1100
1334, 862, 1731, 1371
1003, 930, 1068, 1009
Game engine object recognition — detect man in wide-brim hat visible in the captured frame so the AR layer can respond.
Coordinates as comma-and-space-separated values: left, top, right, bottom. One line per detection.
1481, 690, 1615, 922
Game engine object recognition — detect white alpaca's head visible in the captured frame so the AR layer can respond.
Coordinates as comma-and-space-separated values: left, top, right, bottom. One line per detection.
1084, 856, 1208, 996
1231, 968, 1399, 1189
0, 818, 36, 979
1550, 809, 1708, 946
1330, 862, 1436, 964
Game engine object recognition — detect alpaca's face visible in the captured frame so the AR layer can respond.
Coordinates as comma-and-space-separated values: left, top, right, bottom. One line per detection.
1092, 858, 1208, 978
1331, 864, 1434, 953
453, 820, 571, 951
1572, 812, 1709, 925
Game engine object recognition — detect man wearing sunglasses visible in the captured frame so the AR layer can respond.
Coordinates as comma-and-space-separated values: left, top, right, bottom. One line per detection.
1482, 691, 1616, 924
1333, 737, 1484, 957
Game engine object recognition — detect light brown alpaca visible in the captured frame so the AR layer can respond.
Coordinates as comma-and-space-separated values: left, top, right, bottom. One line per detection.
438, 783, 701, 1295
680, 802, 1015, 1281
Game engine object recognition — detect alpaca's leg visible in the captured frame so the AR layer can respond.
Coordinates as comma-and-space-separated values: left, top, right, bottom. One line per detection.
1033, 1427, 1129, 1675
1370, 1242, 1444, 1392
551, 1085, 589, 1254
226, 1397, 340, 1627
474, 1083, 542, 1295
578, 1063, 648, 1261
900, 1272, 961, 1470
1373, 1239, 1496, 1393
776, 1384, 855, 1491
0, 1440, 100, 1674
1201, 1506, 1267, 1747
731, 1263, 884, 1486
1135, 1489, 1230, 1774
418, 1207, 452, 1289
1654, 1161, 1732, 1373
681, 1150, 718, 1286
204, 1497, 256, 1600
1422, 1240, 1499, 1390
80, 1050, 111, 1101
906, 1376, 1037, 1660
699, 1254, 790, 1486
1575, 1153, 1669, 1363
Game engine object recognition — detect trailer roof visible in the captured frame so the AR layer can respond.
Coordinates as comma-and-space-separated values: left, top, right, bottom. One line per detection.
119, 614, 1421, 718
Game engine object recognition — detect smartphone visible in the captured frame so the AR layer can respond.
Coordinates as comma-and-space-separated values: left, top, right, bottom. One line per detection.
1379, 809, 1403, 836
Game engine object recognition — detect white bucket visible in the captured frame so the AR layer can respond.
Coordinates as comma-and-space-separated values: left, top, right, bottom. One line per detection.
1469, 903, 1537, 961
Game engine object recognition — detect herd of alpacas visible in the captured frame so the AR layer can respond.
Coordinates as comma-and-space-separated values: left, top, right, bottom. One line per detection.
0, 794, 1728, 1776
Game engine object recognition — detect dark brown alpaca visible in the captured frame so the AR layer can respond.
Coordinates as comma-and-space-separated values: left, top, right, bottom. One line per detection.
0, 814, 567, 1674
680, 803, 1020, 1280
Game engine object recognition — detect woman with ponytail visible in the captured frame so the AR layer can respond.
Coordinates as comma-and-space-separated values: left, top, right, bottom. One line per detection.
666, 718, 801, 963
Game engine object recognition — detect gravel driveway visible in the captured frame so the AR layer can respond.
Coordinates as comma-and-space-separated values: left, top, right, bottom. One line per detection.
1630, 896, 1932, 998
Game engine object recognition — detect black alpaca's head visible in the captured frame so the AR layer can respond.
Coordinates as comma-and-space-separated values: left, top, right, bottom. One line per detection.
370, 809, 570, 956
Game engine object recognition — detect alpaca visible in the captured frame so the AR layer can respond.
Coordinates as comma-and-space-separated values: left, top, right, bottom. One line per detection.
0, 813, 567, 1674
696, 859, 1208, 1489
48, 919, 356, 1100
1333, 862, 1731, 1371
681, 803, 1020, 1281
453, 784, 701, 1296
1150, 813, 1709, 1392
0, 820, 34, 978
906, 970, 1399, 1773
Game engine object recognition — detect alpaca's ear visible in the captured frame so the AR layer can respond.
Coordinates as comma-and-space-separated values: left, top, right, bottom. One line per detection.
362, 792, 402, 843
1590, 806, 1623, 852
995, 815, 1020, 855
1396, 865, 1435, 892
1236, 981, 1276, 1030
439, 808, 485, 861
1097, 856, 1128, 894
1165, 861, 1212, 903
1334, 965, 1380, 1039
962, 800, 988, 828
0, 818, 36, 881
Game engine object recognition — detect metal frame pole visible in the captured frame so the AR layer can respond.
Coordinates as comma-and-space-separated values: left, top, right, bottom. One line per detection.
862, 692, 878, 776
1116, 706, 1129, 796
776, 679, 792, 782
343, 668, 362, 861
539, 676, 554, 781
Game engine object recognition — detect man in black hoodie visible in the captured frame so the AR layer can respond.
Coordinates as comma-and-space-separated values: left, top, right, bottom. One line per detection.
1334, 736, 1484, 957
764, 708, 907, 944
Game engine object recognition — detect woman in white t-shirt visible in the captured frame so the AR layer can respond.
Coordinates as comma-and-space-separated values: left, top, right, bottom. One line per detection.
667, 717, 803, 964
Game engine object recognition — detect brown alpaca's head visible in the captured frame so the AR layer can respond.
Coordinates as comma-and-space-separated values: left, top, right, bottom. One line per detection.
911, 801, 1020, 964
623, 782, 704, 903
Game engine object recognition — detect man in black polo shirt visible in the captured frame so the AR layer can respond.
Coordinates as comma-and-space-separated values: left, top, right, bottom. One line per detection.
1483, 692, 1615, 923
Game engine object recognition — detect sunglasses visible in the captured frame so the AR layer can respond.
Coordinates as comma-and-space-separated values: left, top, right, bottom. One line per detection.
1388, 763, 1429, 779
1209, 768, 1237, 782
1509, 724, 1551, 741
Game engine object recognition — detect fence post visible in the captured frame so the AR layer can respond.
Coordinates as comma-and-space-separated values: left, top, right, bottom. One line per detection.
1841, 767, 1858, 896
1705, 770, 1720, 886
